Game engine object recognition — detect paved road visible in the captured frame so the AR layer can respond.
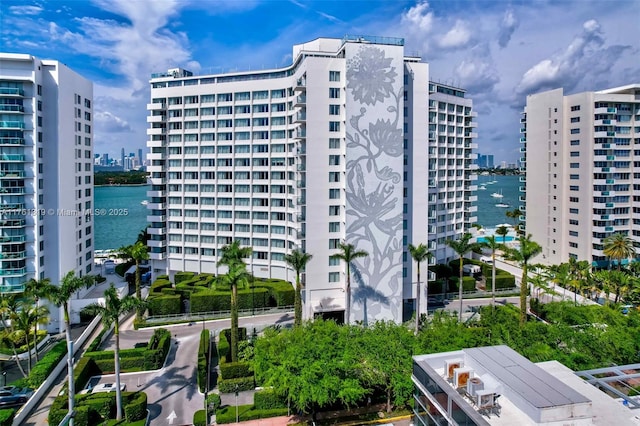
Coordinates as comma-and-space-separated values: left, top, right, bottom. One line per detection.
94, 312, 294, 425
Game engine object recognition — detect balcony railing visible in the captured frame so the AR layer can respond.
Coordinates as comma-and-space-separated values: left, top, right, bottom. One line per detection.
0, 267, 26, 276
0, 88, 25, 96
0, 155, 25, 162
0, 138, 25, 145
0, 105, 24, 112
0, 122, 25, 129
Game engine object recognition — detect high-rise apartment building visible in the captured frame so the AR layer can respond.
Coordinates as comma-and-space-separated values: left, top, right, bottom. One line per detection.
146, 36, 477, 323
0, 53, 94, 323
520, 84, 640, 267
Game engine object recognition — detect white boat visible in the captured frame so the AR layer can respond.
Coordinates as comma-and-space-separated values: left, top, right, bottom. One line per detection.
479, 185, 487, 190
495, 203, 510, 208
140, 200, 148, 205
490, 189, 503, 198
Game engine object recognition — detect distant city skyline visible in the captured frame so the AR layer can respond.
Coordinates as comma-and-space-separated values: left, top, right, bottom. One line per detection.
1, 0, 637, 163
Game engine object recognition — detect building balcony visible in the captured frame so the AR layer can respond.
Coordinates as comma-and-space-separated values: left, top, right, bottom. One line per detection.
146, 214, 166, 222
149, 252, 165, 261
519, 157, 526, 164
0, 268, 26, 277
146, 190, 164, 198
519, 127, 526, 133
0, 171, 25, 178
0, 251, 26, 260
0, 235, 26, 243
294, 78, 306, 91
294, 95, 306, 107
0, 187, 27, 194
147, 139, 166, 148
0, 88, 25, 96
0, 155, 26, 162
147, 102, 166, 111
149, 177, 166, 185
294, 112, 306, 122
594, 119, 616, 126
147, 239, 166, 248
0, 138, 25, 146
0, 105, 24, 113
0, 203, 24, 211
519, 176, 526, 183
147, 227, 166, 236
295, 129, 306, 139
464, 132, 478, 138
0, 219, 25, 227
147, 127, 167, 135
147, 152, 164, 161
519, 195, 526, 203
0, 121, 25, 129
147, 115, 166, 123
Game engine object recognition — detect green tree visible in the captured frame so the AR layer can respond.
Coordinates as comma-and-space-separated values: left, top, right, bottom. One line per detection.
284, 250, 313, 328
119, 242, 149, 318
548, 263, 572, 302
408, 243, 432, 333
45, 271, 94, 426
592, 269, 615, 305
330, 242, 368, 325
11, 300, 48, 375
445, 233, 476, 322
0, 294, 27, 377
502, 234, 542, 325
82, 284, 144, 420
506, 209, 523, 230
603, 233, 636, 271
221, 262, 251, 362
24, 277, 51, 362
479, 235, 502, 307
495, 225, 509, 244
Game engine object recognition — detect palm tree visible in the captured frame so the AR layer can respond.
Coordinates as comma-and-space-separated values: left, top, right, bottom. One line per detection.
408, 243, 432, 333
83, 284, 144, 420
479, 235, 502, 308
548, 263, 571, 302
502, 234, 542, 325
330, 242, 368, 325
529, 273, 558, 303
220, 262, 251, 362
0, 294, 27, 377
505, 209, 523, 230
593, 269, 615, 305
219, 240, 252, 362
445, 233, 476, 322
24, 277, 51, 362
495, 225, 509, 244
284, 250, 313, 328
120, 242, 149, 318
603, 233, 636, 271
11, 300, 48, 374
45, 271, 94, 426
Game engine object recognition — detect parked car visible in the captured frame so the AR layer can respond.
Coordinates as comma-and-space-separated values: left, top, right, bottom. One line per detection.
91, 383, 126, 394
0, 386, 34, 407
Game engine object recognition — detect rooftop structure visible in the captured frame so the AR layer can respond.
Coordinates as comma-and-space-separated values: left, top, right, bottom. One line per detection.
412, 345, 639, 425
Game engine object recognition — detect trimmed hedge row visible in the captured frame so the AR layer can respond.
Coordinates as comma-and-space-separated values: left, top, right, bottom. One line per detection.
253, 279, 295, 306
218, 376, 255, 393
27, 340, 67, 388
198, 329, 210, 392
190, 288, 269, 313
193, 410, 207, 426
49, 391, 147, 425
254, 389, 287, 410
175, 271, 195, 284
220, 361, 252, 380
0, 409, 14, 426
148, 294, 181, 316
216, 405, 288, 424
219, 328, 247, 363
448, 276, 477, 292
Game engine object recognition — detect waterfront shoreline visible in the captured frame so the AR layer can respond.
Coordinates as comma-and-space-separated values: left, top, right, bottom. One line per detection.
95, 183, 149, 187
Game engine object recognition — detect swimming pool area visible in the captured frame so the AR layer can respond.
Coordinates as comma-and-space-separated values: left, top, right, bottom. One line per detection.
476, 235, 516, 243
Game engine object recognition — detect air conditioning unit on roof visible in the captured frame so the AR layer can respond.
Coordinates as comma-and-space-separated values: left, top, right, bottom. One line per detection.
453, 367, 473, 389
445, 359, 463, 379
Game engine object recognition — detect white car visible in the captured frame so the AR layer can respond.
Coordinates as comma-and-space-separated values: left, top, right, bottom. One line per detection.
90, 383, 126, 394
480, 256, 493, 264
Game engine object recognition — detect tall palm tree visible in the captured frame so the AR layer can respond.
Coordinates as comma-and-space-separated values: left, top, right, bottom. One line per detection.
480, 235, 502, 308
495, 225, 509, 244
45, 271, 94, 426
24, 277, 51, 362
83, 284, 144, 420
408, 243, 432, 333
330, 242, 368, 325
502, 234, 542, 325
548, 263, 571, 302
593, 269, 615, 305
284, 249, 313, 328
219, 240, 252, 362
220, 262, 251, 362
0, 294, 27, 377
529, 273, 558, 303
603, 233, 636, 271
505, 209, 523, 230
11, 300, 48, 375
445, 233, 476, 322
120, 242, 149, 318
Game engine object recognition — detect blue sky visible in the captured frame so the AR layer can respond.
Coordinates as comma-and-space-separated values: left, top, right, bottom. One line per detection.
1, 0, 638, 163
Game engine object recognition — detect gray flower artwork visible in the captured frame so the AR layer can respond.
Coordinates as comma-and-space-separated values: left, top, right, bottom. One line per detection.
345, 44, 404, 323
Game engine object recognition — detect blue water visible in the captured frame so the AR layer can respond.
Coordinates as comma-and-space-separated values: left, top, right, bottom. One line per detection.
476, 236, 515, 243
475, 175, 522, 228
94, 185, 149, 250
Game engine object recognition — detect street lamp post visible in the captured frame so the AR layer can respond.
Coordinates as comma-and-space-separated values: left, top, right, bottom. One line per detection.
251, 264, 255, 316
2, 371, 6, 386
235, 385, 239, 423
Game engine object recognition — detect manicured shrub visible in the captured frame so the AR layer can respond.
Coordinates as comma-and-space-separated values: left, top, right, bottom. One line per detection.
207, 393, 222, 411
215, 405, 288, 424
174, 271, 195, 284
193, 409, 207, 426
218, 334, 230, 362
190, 289, 269, 313
432, 263, 453, 279
160, 287, 177, 295
218, 376, 255, 393
148, 294, 181, 316
87, 328, 107, 352
124, 392, 147, 422
28, 340, 67, 388
428, 280, 445, 295
198, 329, 210, 392
150, 278, 172, 294
253, 279, 294, 306
80, 394, 114, 420
253, 389, 287, 410
448, 276, 477, 292
115, 260, 134, 277
74, 357, 100, 391
494, 274, 516, 290
73, 405, 90, 425
0, 409, 15, 426
219, 361, 252, 380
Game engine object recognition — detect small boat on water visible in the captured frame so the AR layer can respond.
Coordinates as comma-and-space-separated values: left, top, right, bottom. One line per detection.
490, 189, 503, 198
479, 185, 487, 190
140, 200, 148, 205
495, 203, 510, 208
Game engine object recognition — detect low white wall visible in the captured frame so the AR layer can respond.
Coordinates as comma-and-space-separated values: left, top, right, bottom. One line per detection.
12, 315, 102, 426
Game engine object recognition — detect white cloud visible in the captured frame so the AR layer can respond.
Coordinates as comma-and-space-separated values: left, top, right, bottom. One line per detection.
497, 9, 518, 48
94, 111, 133, 133
402, 1, 434, 32
8, 5, 43, 15
438, 20, 472, 49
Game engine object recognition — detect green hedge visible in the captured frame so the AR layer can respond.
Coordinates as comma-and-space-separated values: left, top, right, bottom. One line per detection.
28, 340, 67, 388
219, 361, 252, 380
87, 328, 108, 353
494, 274, 516, 290
218, 334, 230, 361
74, 357, 100, 391
254, 389, 287, 410
150, 279, 172, 294
218, 376, 255, 393
193, 410, 207, 426
49, 392, 147, 426
215, 405, 288, 424
0, 409, 14, 426
85, 329, 170, 373
175, 271, 195, 284
198, 329, 210, 392
190, 289, 269, 313
448, 276, 477, 292
115, 261, 134, 277
124, 392, 147, 422
253, 279, 295, 306
148, 294, 181, 316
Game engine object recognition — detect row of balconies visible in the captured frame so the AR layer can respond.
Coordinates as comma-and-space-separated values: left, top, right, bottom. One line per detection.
0, 105, 25, 113
0, 88, 25, 96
